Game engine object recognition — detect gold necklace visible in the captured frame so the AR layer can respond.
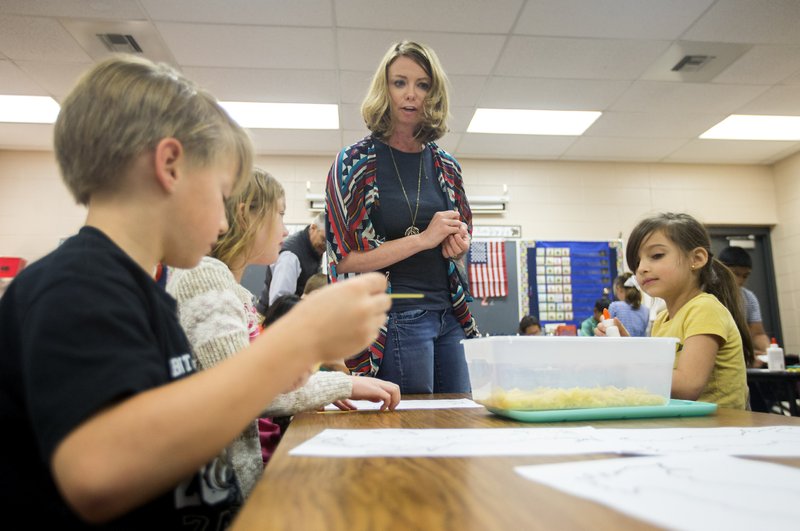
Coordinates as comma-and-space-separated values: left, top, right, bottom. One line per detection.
388, 146, 423, 236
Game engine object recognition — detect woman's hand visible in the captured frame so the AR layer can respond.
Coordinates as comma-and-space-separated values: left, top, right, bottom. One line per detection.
348, 376, 401, 411
420, 210, 463, 250
441, 221, 470, 260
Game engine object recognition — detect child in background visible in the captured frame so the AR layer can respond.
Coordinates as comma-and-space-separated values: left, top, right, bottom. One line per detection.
598, 212, 752, 409
609, 272, 649, 336
167, 168, 400, 497
518, 315, 543, 335
579, 298, 610, 336
0, 56, 391, 528
302, 272, 328, 296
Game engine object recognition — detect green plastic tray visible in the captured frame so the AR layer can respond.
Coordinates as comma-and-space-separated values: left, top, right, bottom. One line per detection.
486, 399, 717, 423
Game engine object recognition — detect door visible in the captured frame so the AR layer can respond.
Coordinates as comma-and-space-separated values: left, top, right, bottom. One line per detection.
707, 226, 782, 344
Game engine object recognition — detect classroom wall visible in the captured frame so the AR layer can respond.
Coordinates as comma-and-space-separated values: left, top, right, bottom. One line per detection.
772, 150, 800, 353
0, 148, 790, 348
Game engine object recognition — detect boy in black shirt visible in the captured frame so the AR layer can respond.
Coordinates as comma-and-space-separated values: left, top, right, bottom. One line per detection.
0, 56, 390, 528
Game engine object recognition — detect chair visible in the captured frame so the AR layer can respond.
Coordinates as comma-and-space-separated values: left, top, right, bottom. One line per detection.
746, 369, 800, 416
555, 324, 577, 336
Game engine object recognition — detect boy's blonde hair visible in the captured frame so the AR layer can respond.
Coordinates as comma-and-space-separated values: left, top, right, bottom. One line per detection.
212, 167, 284, 268
361, 41, 450, 144
54, 55, 253, 205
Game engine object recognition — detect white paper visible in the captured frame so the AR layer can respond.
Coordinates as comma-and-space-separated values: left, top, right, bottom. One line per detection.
323, 398, 483, 412
289, 427, 607, 457
596, 426, 800, 457
516, 454, 800, 531
289, 426, 800, 458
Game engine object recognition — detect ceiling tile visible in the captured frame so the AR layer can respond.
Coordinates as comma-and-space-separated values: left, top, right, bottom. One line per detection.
0, 60, 48, 95
248, 129, 343, 156
14, 61, 91, 99
496, 36, 670, 79
337, 29, 506, 76
562, 136, 688, 161
478, 77, 629, 110
182, 67, 338, 103
735, 86, 800, 115
339, 71, 373, 104
664, 139, 800, 164
141, 0, 332, 26
585, 112, 725, 139
684, 0, 800, 45
714, 45, 800, 85
456, 133, 575, 159
0, 0, 145, 19
156, 22, 335, 69
0, 15, 91, 62
334, 0, 523, 33
611, 81, 770, 114
516, 0, 713, 40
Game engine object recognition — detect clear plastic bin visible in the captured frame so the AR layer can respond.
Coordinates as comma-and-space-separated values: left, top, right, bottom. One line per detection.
463, 336, 678, 411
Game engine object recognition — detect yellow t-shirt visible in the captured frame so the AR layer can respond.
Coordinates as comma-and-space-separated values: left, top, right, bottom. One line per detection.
652, 292, 747, 409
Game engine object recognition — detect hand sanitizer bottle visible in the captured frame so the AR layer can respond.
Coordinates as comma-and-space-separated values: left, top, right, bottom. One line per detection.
602, 309, 620, 337
766, 337, 785, 371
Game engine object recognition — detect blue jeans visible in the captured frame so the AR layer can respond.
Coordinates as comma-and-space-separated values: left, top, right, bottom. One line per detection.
377, 307, 471, 394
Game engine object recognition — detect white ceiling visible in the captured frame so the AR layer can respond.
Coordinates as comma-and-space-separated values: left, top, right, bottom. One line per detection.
1, 0, 800, 164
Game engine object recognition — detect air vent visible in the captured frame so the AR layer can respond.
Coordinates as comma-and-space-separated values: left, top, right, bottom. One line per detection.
672, 55, 715, 72
97, 33, 143, 54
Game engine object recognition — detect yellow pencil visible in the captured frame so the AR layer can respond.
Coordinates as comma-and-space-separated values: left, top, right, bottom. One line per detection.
389, 293, 424, 299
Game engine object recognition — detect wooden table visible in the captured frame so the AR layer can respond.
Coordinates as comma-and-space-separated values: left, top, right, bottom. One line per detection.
231, 395, 800, 531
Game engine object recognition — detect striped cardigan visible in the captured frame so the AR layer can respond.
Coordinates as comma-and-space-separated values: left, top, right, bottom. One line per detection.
325, 134, 479, 376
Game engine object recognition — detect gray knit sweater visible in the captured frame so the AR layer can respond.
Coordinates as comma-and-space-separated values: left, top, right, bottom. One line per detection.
166, 256, 352, 497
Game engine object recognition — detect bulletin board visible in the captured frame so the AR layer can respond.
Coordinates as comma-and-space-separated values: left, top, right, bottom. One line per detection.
519, 241, 623, 330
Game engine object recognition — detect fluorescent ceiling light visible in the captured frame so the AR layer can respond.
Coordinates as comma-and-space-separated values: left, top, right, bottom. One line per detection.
467, 108, 601, 135
700, 115, 800, 141
219, 101, 339, 129
0, 95, 60, 124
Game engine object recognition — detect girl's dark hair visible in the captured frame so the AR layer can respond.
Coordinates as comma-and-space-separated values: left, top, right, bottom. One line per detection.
626, 212, 753, 366
518, 315, 540, 334
614, 272, 642, 309
261, 294, 301, 328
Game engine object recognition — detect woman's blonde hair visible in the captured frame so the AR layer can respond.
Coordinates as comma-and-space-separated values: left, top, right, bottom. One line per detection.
55, 54, 252, 205
361, 41, 450, 143
211, 167, 284, 269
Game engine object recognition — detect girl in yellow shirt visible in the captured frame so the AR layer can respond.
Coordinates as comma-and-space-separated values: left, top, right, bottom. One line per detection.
599, 213, 752, 409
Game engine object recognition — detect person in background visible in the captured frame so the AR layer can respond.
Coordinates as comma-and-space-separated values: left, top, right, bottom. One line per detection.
718, 246, 770, 356
579, 298, 610, 336
302, 272, 328, 296
518, 315, 543, 336
608, 272, 650, 336
598, 212, 752, 409
256, 211, 326, 315
167, 168, 400, 497
0, 56, 391, 528
325, 40, 478, 393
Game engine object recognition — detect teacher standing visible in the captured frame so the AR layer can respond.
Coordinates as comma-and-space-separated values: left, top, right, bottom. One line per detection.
325, 40, 478, 393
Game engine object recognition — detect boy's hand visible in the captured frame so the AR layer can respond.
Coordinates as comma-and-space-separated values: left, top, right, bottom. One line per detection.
348, 376, 401, 411
289, 273, 390, 362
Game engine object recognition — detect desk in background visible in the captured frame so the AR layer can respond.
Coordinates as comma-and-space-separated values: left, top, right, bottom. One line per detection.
231, 394, 800, 531
748, 368, 800, 416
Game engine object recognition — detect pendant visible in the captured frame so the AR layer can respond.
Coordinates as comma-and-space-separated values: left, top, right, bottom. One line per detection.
405, 226, 420, 236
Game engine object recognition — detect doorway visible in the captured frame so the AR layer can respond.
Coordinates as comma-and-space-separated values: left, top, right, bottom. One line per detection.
707, 226, 782, 345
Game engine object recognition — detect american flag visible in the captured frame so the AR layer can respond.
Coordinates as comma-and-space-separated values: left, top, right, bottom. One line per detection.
468, 240, 507, 298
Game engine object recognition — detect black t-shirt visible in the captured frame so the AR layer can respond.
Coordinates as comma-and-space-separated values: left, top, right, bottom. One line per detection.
0, 226, 240, 529
372, 140, 451, 311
